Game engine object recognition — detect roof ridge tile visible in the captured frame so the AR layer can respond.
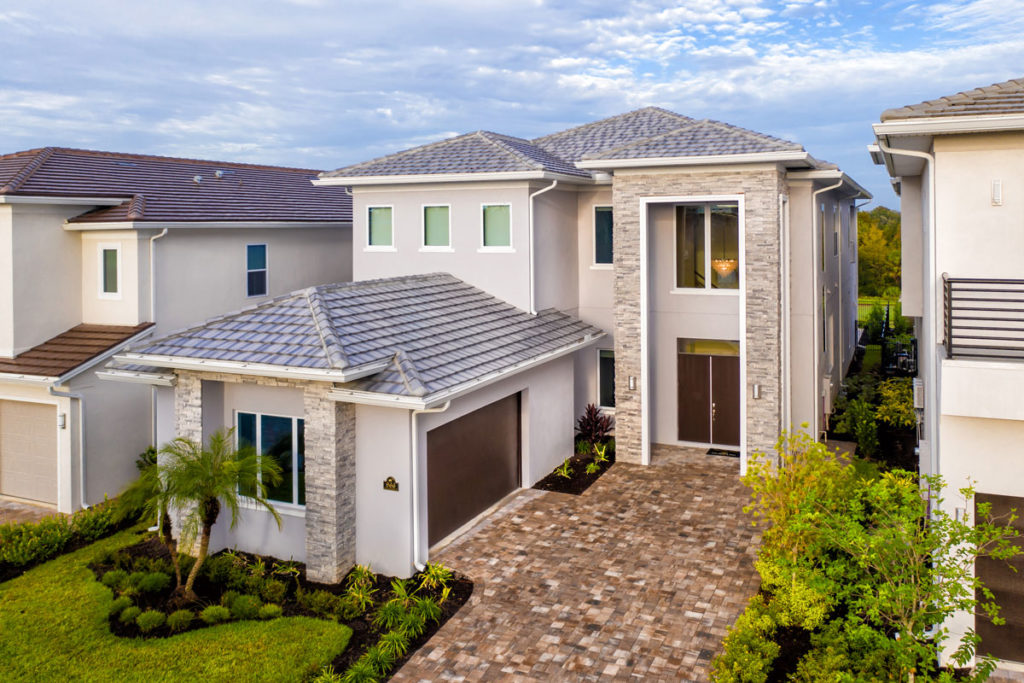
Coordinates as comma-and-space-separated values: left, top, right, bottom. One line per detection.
531, 106, 693, 145
322, 131, 475, 178
1, 146, 55, 193
475, 131, 544, 171
0, 146, 323, 174
305, 287, 348, 369
126, 194, 146, 220
579, 120, 700, 160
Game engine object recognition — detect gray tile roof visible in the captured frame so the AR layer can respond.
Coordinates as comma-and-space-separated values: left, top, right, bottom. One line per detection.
882, 77, 1024, 121
580, 118, 804, 160
118, 273, 603, 400
323, 106, 808, 180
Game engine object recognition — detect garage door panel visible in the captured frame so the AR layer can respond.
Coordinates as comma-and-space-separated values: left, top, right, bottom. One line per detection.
0, 400, 58, 505
426, 393, 520, 546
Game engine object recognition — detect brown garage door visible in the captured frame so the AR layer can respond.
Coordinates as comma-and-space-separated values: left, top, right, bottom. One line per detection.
976, 492, 1024, 662
0, 400, 58, 505
426, 393, 520, 546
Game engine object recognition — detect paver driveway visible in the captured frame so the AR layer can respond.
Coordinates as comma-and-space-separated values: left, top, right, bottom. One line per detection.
394, 448, 761, 682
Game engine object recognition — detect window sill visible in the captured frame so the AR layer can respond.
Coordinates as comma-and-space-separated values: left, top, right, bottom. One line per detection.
364, 246, 397, 253
590, 263, 613, 271
419, 247, 454, 253
477, 247, 515, 253
98, 293, 123, 301
598, 406, 616, 414
240, 497, 306, 517
669, 288, 740, 296
246, 293, 269, 299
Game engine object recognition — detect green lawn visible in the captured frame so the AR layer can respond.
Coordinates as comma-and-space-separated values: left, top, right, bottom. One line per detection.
0, 528, 351, 683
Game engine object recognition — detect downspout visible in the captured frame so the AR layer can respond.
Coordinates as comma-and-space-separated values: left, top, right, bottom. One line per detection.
528, 180, 558, 315
876, 137, 938, 478
148, 228, 168, 447
49, 386, 86, 510
409, 401, 451, 572
779, 194, 791, 433
811, 178, 844, 439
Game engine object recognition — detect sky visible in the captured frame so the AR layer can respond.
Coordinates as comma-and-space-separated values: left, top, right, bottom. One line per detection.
2, 0, 1023, 207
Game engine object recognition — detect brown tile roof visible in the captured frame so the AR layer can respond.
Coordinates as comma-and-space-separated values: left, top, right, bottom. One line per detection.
0, 323, 154, 379
881, 77, 1024, 121
0, 148, 351, 223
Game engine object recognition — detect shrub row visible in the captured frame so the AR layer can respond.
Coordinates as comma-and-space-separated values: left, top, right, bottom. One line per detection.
0, 499, 126, 571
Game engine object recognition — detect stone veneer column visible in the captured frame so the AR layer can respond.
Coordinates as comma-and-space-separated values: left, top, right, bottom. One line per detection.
174, 371, 203, 443
303, 384, 356, 584
612, 168, 786, 463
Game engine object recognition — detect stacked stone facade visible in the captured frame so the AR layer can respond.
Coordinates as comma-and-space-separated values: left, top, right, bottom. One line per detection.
172, 370, 355, 583
611, 167, 786, 463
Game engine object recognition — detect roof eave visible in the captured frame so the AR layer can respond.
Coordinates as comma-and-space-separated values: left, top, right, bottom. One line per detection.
313, 170, 592, 187
64, 219, 351, 231
873, 113, 1024, 137
0, 372, 59, 385
96, 368, 177, 387
787, 169, 872, 200
576, 151, 812, 170
0, 195, 128, 206
113, 352, 390, 383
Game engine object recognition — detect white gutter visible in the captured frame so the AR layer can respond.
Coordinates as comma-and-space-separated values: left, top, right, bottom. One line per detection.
876, 137, 938, 478
64, 220, 349, 231
313, 171, 589, 187
528, 180, 558, 314
114, 353, 389, 383
811, 178, 844, 439
787, 170, 872, 200
873, 113, 1024, 137
780, 193, 792, 433
48, 386, 87, 510
577, 150, 812, 171
0, 195, 126, 206
0, 372, 58, 385
148, 228, 168, 447
410, 401, 451, 571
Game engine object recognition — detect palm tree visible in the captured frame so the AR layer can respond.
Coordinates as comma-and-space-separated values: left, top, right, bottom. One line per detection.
162, 428, 282, 600
116, 451, 183, 587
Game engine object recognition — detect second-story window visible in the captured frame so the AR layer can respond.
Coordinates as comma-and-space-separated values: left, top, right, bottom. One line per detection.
481, 204, 511, 248
368, 206, 393, 248
675, 203, 739, 290
99, 244, 121, 298
247, 244, 267, 297
423, 205, 450, 249
594, 206, 613, 265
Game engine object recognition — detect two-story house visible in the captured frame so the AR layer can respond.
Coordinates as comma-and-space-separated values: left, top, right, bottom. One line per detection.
0, 148, 352, 514
872, 78, 1024, 667
108, 108, 867, 582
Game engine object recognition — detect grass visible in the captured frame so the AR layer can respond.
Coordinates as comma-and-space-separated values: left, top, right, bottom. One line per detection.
0, 528, 351, 683
862, 344, 881, 374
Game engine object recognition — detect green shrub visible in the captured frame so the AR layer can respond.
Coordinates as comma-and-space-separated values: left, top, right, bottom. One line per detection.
575, 439, 591, 455
230, 595, 261, 620
341, 658, 380, 683
135, 609, 166, 633
220, 590, 240, 609
310, 665, 343, 683
400, 609, 427, 638
371, 601, 405, 632
378, 630, 410, 659
70, 502, 116, 542
876, 377, 915, 429
864, 302, 885, 343
125, 571, 148, 594
101, 569, 129, 591
108, 596, 132, 618
119, 606, 142, 624
835, 398, 878, 458
259, 578, 288, 604
202, 554, 235, 585
711, 595, 780, 683
297, 589, 343, 617
361, 645, 395, 675
258, 603, 283, 620
413, 596, 441, 624
137, 571, 171, 593
0, 500, 122, 568
199, 605, 231, 625
167, 609, 194, 633
417, 561, 452, 591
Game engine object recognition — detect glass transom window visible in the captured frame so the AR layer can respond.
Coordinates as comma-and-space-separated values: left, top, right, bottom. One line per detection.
368, 206, 393, 247
675, 203, 739, 290
595, 206, 613, 265
237, 412, 305, 506
423, 205, 450, 248
482, 204, 511, 248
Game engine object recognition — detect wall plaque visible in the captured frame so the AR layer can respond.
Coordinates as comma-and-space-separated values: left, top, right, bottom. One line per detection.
383, 476, 399, 492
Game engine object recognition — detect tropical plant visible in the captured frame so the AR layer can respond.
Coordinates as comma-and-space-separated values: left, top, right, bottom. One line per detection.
575, 403, 613, 446
116, 447, 182, 588
593, 442, 609, 463
417, 562, 452, 591
585, 462, 601, 475
161, 428, 283, 600
554, 458, 573, 479
378, 630, 410, 659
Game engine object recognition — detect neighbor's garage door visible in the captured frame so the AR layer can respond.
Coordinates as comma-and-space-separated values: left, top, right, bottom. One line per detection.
426, 393, 520, 546
0, 400, 58, 505
976, 492, 1024, 662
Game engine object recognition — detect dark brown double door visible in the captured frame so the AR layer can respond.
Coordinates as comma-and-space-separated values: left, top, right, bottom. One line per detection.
677, 353, 740, 447
426, 394, 521, 546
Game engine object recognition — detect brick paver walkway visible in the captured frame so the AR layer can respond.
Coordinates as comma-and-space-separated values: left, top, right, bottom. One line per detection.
0, 498, 62, 525
394, 448, 761, 682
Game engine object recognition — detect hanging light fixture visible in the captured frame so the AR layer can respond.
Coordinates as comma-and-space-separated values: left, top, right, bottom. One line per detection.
711, 257, 737, 277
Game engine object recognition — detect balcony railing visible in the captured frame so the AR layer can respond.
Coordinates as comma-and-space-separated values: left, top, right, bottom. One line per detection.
943, 275, 1024, 360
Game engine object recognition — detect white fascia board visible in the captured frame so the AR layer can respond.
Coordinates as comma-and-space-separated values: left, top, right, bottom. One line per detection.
325, 388, 429, 409
0, 195, 126, 206
64, 220, 350, 231
873, 114, 1024, 137
96, 369, 176, 386
867, 144, 885, 166
576, 151, 812, 170
787, 170, 872, 199
114, 353, 389, 383
0, 372, 58, 385
312, 171, 592, 186
54, 327, 157, 385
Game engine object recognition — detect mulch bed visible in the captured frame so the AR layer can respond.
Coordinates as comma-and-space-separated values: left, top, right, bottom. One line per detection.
533, 450, 616, 495
91, 534, 473, 679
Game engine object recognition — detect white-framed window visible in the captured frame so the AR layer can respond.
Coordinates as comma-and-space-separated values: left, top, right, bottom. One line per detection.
480, 203, 512, 250
421, 205, 451, 250
98, 243, 121, 299
598, 349, 615, 409
594, 206, 613, 266
367, 206, 394, 249
246, 244, 268, 297
674, 203, 740, 290
236, 411, 305, 507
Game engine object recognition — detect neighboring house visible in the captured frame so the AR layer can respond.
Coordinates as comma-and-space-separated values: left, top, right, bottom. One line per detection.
108, 108, 867, 582
871, 78, 1024, 666
0, 148, 352, 513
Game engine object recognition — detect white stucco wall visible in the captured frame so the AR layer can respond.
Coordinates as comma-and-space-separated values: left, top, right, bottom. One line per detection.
81, 231, 144, 326
533, 188, 579, 313
0, 206, 12, 357
900, 175, 924, 318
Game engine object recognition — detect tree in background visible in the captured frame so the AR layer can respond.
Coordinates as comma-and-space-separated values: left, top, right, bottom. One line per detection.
858, 206, 901, 297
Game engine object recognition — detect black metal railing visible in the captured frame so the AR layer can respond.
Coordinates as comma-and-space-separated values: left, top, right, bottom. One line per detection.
943, 275, 1024, 360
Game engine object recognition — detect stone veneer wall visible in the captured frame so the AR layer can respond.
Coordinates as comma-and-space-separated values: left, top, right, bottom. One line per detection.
173, 370, 356, 583
612, 167, 786, 463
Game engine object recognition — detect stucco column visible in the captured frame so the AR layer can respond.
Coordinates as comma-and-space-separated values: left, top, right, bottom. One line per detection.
303, 385, 356, 584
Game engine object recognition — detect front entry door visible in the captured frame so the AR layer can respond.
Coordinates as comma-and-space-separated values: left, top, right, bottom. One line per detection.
677, 349, 740, 448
